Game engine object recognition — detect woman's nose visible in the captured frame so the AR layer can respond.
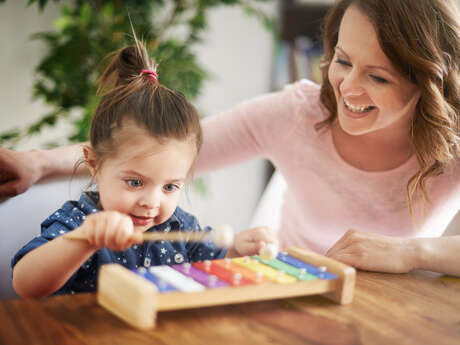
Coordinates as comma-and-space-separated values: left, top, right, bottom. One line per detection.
340, 69, 365, 97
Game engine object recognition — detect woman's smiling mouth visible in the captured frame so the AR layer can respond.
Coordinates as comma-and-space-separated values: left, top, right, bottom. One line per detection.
344, 98, 375, 113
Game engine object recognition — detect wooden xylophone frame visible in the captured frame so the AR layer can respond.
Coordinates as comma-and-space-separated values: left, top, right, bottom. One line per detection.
97, 247, 356, 330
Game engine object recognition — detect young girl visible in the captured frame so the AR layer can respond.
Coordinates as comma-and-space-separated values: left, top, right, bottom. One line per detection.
11, 39, 277, 298
2, 0, 460, 276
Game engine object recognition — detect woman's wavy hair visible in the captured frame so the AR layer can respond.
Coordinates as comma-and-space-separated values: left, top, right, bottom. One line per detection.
317, 0, 460, 215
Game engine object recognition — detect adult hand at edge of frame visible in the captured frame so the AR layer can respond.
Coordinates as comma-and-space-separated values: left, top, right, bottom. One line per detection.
0, 148, 42, 198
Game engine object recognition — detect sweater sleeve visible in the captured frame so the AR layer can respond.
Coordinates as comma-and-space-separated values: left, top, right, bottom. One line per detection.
196, 86, 298, 175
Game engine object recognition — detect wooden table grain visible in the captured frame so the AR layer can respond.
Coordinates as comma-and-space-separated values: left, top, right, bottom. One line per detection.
0, 270, 459, 345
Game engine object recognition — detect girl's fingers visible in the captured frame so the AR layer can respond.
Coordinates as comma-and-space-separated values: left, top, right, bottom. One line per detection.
86, 216, 99, 246
95, 214, 108, 248
130, 231, 144, 245
114, 216, 135, 249
240, 240, 264, 256
249, 227, 278, 245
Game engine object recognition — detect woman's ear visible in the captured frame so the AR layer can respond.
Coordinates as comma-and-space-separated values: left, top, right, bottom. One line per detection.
83, 145, 98, 177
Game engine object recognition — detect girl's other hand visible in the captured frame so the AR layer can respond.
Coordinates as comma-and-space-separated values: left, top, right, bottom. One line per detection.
227, 226, 278, 258
326, 229, 417, 273
79, 211, 143, 251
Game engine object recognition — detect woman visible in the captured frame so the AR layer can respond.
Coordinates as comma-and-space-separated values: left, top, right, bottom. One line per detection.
2, 0, 460, 275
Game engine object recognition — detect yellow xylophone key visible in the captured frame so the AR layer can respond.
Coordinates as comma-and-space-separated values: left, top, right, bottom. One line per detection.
232, 257, 297, 284
212, 259, 273, 284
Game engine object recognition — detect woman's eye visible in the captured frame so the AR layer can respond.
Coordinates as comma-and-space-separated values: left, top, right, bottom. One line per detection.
163, 184, 180, 192
335, 58, 352, 67
370, 75, 389, 84
126, 179, 143, 188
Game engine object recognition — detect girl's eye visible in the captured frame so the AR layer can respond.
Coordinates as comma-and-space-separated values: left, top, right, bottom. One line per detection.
335, 58, 352, 67
370, 75, 389, 84
163, 184, 181, 192
126, 179, 143, 188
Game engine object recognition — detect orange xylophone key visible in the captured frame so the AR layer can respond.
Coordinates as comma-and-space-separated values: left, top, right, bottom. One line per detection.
212, 259, 273, 284
193, 260, 254, 286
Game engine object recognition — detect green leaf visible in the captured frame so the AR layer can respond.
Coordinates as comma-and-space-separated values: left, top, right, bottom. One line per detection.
0, 0, 275, 154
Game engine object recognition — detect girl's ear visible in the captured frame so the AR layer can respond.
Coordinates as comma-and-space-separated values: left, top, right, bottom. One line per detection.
83, 145, 98, 177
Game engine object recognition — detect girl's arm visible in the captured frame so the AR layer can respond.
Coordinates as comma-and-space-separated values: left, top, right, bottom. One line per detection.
326, 229, 460, 276
13, 210, 142, 298
12, 227, 96, 298
0, 143, 89, 198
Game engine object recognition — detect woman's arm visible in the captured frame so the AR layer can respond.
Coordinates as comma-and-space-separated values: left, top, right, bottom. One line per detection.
413, 236, 460, 276
196, 88, 295, 175
326, 229, 460, 276
12, 227, 96, 298
0, 143, 89, 197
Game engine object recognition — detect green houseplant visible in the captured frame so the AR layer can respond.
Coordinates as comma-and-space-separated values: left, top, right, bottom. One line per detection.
0, 0, 275, 148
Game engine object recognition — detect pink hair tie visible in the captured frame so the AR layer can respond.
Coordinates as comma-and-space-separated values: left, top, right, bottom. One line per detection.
141, 69, 158, 81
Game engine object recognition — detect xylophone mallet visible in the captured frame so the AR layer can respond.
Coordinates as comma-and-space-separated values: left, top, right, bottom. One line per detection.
63, 224, 279, 258
63, 224, 235, 248
259, 243, 278, 260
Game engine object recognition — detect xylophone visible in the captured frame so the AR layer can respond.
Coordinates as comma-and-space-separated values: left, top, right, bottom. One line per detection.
97, 247, 356, 330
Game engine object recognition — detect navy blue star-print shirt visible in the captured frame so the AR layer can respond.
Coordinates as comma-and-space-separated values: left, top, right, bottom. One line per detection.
11, 192, 226, 295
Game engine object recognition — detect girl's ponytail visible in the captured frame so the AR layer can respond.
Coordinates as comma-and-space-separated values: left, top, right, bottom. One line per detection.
97, 42, 157, 97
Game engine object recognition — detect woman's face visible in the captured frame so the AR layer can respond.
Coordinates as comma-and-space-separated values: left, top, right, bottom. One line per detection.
328, 5, 420, 137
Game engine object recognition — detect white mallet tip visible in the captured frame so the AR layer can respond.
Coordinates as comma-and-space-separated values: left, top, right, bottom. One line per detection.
260, 243, 278, 260
213, 224, 234, 248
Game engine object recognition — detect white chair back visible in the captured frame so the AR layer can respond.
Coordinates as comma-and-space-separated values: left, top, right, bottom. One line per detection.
0, 176, 89, 299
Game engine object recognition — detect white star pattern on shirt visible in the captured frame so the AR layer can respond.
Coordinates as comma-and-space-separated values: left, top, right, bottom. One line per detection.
144, 257, 151, 267
161, 247, 167, 255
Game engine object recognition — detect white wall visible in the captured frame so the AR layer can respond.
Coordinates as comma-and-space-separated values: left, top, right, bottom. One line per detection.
0, 2, 277, 231
182, 5, 276, 231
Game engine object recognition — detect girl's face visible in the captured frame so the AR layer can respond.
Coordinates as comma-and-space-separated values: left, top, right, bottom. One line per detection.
87, 125, 196, 233
328, 5, 420, 137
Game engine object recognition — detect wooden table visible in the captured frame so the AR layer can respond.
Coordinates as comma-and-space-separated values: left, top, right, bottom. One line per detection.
0, 270, 459, 345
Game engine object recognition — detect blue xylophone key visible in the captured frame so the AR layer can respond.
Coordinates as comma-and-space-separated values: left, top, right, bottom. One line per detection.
132, 268, 177, 292
276, 253, 337, 280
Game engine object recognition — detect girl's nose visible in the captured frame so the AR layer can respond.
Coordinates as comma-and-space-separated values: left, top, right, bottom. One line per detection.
139, 189, 161, 209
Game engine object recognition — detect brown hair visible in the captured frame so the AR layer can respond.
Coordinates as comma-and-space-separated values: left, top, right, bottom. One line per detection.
317, 0, 460, 214
88, 37, 202, 172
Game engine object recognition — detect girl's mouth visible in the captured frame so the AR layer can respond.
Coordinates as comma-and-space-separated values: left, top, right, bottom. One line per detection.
130, 215, 154, 226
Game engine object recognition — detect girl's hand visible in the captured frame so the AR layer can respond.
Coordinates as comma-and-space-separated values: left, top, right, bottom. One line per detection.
326, 229, 418, 273
78, 211, 143, 251
227, 226, 278, 258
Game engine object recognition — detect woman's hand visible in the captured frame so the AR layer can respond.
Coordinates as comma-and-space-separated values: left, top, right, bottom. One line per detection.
78, 211, 143, 251
226, 226, 278, 258
0, 148, 43, 197
326, 229, 418, 273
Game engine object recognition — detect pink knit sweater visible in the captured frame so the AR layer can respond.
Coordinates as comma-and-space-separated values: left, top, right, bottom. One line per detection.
197, 80, 460, 254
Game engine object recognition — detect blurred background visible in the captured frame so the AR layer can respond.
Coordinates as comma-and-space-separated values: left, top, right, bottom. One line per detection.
0, 0, 279, 231
0, 0, 337, 231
